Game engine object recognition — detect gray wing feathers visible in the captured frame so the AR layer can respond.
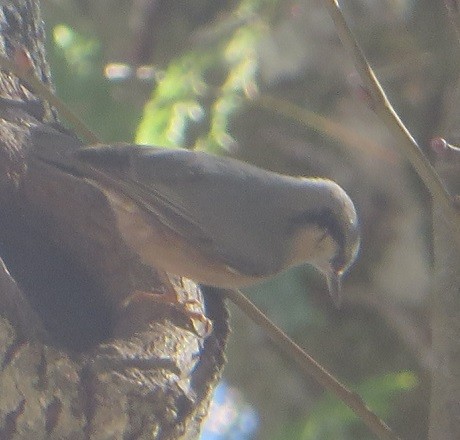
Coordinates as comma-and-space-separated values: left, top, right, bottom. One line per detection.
77, 145, 290, 276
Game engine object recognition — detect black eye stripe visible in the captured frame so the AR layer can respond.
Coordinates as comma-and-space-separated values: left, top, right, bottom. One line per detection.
289, 208, 348, 272
317, 230, 329, 244
289, 208, 345, 249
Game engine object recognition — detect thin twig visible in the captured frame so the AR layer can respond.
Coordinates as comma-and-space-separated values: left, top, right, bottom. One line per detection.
0, 51, 101, 144
322, 0, 455, 214
220, 288, 401, 440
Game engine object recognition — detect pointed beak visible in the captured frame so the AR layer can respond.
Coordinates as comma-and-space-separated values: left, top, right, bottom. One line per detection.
326, 271, 342, 308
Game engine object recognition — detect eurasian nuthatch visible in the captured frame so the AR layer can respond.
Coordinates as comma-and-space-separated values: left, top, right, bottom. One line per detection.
31, 125, 360, 307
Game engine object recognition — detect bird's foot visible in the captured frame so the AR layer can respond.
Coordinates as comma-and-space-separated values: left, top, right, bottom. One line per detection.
119, 275, 212, 338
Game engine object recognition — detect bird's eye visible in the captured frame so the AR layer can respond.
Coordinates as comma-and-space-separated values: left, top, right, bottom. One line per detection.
317, 230, 329, 245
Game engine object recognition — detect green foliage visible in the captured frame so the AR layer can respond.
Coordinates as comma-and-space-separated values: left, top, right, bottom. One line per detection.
296, 371, 419, 440
52, 24, 99, 76
246, 266, 327, 331
48, 23, 141, 142
135, 1, 271, 153
135, 52, 213, 148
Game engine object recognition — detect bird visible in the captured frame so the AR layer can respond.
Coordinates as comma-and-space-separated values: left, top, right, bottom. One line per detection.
29, 124, 360, 310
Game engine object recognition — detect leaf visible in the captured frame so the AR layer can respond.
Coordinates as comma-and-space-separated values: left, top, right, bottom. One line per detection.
135, 1, 271, 153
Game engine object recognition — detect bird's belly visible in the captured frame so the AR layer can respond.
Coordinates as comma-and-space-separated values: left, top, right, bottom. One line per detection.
104, 188, 261, 288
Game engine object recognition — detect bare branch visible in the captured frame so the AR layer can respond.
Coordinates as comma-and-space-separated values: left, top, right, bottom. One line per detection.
220, 288, 402, 440
322, 0, 456, 215
0, 49, 100, 144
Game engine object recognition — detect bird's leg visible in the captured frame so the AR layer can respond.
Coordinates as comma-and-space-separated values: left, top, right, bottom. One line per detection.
120, 270, 212, 337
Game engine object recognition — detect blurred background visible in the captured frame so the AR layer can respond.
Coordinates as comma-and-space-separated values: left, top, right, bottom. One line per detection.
41, 1, 459, 438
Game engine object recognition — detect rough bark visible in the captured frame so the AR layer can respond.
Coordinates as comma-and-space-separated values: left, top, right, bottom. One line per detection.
0, 1, 229, 439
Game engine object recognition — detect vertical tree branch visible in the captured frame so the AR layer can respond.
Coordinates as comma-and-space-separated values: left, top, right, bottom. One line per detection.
320, 1, 460, 438
430, 194, 460, 440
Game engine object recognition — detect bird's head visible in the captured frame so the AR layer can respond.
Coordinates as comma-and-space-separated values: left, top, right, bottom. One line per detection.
287, 179, 360, 307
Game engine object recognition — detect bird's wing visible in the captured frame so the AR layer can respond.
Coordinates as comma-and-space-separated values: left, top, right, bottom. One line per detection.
87, 162, 211, 244
76, 144, 284, 276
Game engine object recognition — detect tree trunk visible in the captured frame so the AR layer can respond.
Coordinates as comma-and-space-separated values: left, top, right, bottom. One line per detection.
429, 155, 460, 439
0, 1, 229, 439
